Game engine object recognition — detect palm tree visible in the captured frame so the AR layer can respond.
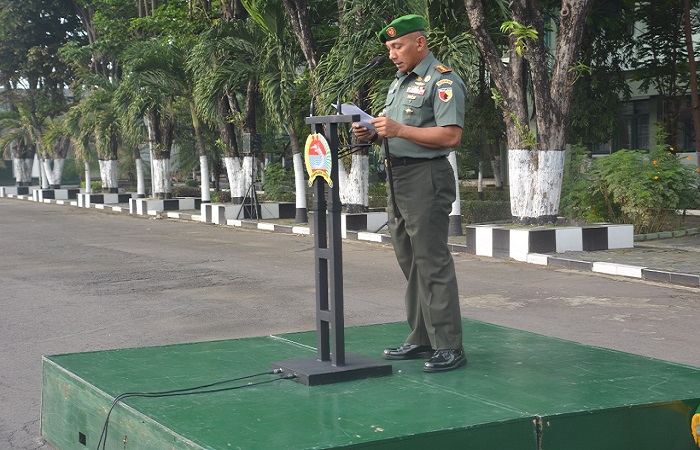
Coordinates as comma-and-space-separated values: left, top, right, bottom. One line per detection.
243, 0, 309, 221
0, 108, 38, 186
63, 101, 96, 194
116, 39, 180, 199
190, 19, 263, 203
42, 116, 74, 189
67, 77, 122, 193
118, 37, 212, 202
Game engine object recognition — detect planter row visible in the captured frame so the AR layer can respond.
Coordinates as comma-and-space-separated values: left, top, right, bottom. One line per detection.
465, 224, 634, 261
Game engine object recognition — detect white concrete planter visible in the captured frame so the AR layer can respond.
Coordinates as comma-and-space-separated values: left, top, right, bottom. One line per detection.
341, 212, 389, 238
202, 203, 250, 224
33, 188, 81, 202
465, 223, 634, 262
259, 202, 296, 220
130, 198, 201, 216
307, 211, 389, 238
77, 193, 135, 208
201, 202, 296, 224
0, 186, 33, 197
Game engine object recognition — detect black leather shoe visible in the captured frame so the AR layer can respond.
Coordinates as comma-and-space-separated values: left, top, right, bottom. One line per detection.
423, 349, 467, 372
383, 343, 435, 360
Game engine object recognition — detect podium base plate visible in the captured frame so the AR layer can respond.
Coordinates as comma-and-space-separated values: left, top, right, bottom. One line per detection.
271, 352, 392, 386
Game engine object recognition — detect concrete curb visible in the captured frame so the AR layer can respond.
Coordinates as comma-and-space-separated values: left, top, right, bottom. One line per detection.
532, 254, 700, 287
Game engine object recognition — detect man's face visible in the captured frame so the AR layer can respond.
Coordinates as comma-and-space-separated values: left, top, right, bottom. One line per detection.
385, 32, 425, 73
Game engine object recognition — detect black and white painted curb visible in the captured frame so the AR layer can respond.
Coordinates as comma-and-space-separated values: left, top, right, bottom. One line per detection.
2, 190, 698, 287
521, 252, 699, 287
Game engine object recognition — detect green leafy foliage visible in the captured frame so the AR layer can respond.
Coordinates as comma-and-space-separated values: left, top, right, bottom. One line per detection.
461, 200, 511, 224
500, 21, 538, 57
560, 137, 700, 234
559, 144, 610, 223
262, 162, 295, 202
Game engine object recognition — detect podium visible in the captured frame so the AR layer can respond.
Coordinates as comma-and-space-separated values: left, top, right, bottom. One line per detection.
271, 114, 392, 385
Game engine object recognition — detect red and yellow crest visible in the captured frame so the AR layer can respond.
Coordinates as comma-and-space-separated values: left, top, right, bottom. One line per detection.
438, 87, 453, 102
304, 133, 333, 187
386, 27, 397, 37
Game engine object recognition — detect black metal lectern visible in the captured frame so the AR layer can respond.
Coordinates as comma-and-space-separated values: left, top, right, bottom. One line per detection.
271, 114, 392, 386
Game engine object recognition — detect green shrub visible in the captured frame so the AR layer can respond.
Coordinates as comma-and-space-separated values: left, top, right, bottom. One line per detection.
185, 179, 198, 187
460, 189, 510, 201
263, 162, 295, 202
172, 185, 200, 197
368, 183, 387, 208
461, 200, 512, 224
210, 190, 232, 203
560, 144, 611, 223
561, 133, 700, 234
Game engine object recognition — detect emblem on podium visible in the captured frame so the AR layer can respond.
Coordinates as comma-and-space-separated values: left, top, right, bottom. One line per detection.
304, 133, 333, 187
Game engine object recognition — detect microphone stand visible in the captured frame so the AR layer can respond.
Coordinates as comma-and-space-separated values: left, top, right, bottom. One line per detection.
310, 56, 383, 117
336, 57, 386, 116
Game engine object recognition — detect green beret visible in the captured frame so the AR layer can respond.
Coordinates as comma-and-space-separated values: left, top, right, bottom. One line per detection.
378, 14, 428, 43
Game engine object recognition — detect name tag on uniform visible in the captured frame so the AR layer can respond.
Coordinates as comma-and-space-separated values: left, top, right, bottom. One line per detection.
388, 80, 399, 94
406, 85, 426, 96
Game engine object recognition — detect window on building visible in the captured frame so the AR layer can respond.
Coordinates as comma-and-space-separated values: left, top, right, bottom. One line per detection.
592, 99, 650, 154
677, 97, 696, 152
618, 99, 650, 150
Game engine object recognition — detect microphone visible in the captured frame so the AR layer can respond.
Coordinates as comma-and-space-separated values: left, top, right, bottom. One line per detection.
309, 56, 386, 116
336, 56, 386, 115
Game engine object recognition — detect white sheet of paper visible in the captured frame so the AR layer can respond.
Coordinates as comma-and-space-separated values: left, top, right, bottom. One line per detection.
332, 103, 375, 130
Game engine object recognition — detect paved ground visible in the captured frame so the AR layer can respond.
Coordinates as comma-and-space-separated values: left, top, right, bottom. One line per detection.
1, 198, 699, 449
558, 233, 700, 276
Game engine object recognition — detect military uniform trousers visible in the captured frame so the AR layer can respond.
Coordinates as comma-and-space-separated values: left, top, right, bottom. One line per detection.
387, 156, 463, 350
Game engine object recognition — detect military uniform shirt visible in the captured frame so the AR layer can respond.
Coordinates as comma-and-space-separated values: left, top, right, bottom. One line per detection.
383, 52, 466, 159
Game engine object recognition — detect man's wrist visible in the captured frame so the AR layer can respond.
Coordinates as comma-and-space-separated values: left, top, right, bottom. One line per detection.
368, 131, 379, 144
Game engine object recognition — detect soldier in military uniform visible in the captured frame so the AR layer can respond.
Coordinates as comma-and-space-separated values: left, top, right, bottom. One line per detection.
352, 14, 467, 372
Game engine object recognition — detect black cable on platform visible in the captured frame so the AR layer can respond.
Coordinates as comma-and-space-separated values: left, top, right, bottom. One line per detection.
96, 370, 296, 450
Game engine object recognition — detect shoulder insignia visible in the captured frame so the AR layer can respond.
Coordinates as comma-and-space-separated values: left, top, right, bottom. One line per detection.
433, 64, 452, 74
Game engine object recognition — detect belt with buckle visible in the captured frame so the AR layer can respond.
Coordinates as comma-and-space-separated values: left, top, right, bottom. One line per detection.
390, 155, 446, 166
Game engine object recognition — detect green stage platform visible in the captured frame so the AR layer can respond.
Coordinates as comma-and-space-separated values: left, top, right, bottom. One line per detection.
41, 319, 700, 449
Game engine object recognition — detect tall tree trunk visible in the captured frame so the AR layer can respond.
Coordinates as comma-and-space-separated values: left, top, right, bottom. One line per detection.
48, 136, 71, 188
145, 112, 173, 199
338, 154, 368, 213
84, 162, 92, 193
49, 158, 65, 189
288, 126, 307, 222
11, 141, 35, 186
98, 159, 118, 193
282, 0, 318, 73
466, 0, 594, 225
13, 157, 33, 186
41, 153, 55, 188
239, 79, 258, 203
224, 156, 245, 202
39, 159, 49, 189
133, 146, 146, 198
683, 0, 700, 167
190, 101, 211, 202
218, 94, 244, 200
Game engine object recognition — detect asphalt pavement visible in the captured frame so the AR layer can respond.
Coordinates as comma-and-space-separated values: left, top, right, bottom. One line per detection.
1, 196, 699, 449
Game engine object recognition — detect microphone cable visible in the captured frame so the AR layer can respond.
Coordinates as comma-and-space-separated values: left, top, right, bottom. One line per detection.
95, 369, 296, 450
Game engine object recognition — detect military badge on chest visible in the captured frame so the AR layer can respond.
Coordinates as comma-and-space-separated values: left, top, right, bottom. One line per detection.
406, 85, 425, 96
